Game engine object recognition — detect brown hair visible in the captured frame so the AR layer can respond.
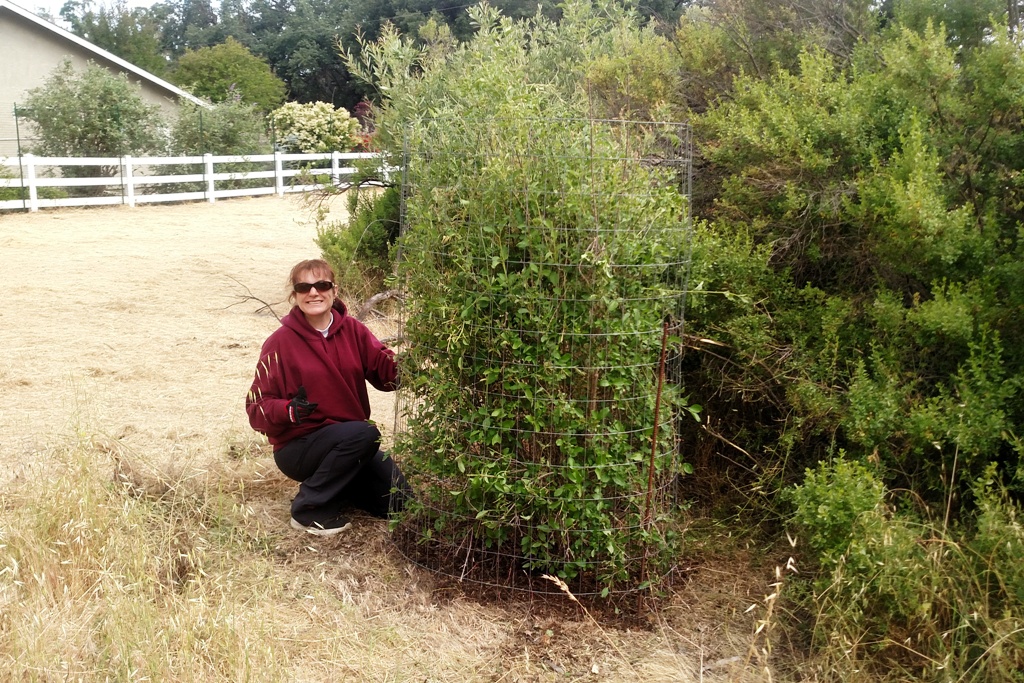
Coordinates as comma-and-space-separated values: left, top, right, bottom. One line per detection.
286, 259, 337, 304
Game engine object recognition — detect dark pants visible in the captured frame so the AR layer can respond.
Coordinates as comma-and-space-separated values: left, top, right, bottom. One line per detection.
274, 421, 409, 525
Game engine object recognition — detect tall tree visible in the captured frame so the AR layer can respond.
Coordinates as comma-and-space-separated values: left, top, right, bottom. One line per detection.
173, 36, 286, 111
59, 0, 168, 75
151, 0, 219, 57
892, 0, 1013, 49
250, 0, 357, 106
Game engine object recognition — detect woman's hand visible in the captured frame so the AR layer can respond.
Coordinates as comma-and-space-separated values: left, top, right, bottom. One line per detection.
287, 386, 318, 423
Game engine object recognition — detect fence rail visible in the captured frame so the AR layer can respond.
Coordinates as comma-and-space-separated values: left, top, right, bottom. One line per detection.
0, 151, 380, 212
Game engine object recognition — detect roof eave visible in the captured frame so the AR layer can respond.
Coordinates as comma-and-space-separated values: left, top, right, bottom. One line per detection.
0, 0, 209, 108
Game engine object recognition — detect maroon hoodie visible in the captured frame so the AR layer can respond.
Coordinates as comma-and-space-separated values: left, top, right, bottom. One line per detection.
246, 300, 397, 450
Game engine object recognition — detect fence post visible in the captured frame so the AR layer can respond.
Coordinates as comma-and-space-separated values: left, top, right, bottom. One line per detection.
123, 155, 135, 207
205, 153, 215, 203
331, 151, 340, 186
14, 104, 28, 211
25, 154, 38, 212
274, 151, 284, 196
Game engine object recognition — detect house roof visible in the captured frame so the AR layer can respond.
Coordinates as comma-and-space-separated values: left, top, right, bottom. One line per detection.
0, 0, 207, 106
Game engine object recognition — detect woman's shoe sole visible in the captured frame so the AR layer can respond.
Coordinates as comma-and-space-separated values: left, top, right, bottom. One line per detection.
290, 517, 352, 536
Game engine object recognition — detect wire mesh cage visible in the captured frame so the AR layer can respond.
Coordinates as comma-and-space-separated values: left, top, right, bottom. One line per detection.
390, 117, 694, 598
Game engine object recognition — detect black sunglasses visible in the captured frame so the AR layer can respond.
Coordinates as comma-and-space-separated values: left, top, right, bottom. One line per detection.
294, 280, 335, 294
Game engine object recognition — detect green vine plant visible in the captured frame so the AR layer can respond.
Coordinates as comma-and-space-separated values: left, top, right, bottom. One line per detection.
393, 116, 698, 595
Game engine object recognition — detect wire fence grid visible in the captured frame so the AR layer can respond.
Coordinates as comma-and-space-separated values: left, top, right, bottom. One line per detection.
389, 117, 694, 600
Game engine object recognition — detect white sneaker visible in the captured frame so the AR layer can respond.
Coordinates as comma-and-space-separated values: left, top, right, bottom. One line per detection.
290, 515, 352, 537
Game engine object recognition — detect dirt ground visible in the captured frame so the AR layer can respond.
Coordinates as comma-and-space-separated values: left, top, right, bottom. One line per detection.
0, 196, 780, 681
0, 195, 395, 480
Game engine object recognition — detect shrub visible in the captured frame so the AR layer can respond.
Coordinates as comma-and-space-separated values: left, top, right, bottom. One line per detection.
171, 96, 271, 155
23, 59, 166, 160
788, 457, 887, 564
315, 185, 400, 297
683, 21, 1024, 522
268, 101, 361, 153
790, 460, 1024, 680
345, 3, 697, 592
20, 59, 166, 195
396, 115, 692, 591
168, 96, 272, 192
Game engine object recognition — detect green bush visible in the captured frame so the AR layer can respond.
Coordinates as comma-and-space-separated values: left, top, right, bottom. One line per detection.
344, 2, 697, 591
167, 96, 272, 193
790, 460, 1024, 680
397, 115, 691, 590
664, 7, 1024, 677
21, 59, 166, 196
788, 457, 887, 564
683, 19, 1024, 512
23, 60, 167, 160
315, 185, 400, 296
171, 97, 270, 156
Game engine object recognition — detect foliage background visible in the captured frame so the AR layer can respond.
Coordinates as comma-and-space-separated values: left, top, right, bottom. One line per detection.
328, 0, 1024, 677
53, 0, 686, 110
171, 36, 286, 112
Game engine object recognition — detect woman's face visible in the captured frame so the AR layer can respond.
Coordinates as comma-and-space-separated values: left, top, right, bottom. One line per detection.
293, 270, 336, 322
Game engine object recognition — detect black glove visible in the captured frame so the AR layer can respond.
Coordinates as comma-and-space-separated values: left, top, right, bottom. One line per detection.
287, 386, 318, 424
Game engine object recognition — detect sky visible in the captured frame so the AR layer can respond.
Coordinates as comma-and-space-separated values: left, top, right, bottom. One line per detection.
13, 0, 159, 26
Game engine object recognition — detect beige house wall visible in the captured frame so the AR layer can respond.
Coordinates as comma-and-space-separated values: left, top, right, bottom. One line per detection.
0, 6, 191, 158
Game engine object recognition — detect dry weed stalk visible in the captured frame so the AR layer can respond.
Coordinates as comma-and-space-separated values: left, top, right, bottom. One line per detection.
744, 554, 799, 680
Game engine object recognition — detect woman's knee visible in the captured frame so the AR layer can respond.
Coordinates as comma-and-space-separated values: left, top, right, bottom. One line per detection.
320, 421, 380, 446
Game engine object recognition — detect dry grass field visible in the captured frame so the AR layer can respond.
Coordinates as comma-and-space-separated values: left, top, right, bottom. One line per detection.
0, 196, 784, 681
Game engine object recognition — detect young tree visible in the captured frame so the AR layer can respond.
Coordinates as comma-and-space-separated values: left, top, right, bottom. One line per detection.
173, 37, 286, 112
22, 59, 166, 184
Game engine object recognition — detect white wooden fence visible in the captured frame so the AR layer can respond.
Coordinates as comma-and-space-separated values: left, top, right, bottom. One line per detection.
0, 151, 380, 212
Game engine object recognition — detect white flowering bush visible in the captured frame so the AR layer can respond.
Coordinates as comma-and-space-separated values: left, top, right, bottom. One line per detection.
268, 101, 361, 153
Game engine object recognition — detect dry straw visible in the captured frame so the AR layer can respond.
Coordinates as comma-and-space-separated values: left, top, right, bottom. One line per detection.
0, 433, 763, 681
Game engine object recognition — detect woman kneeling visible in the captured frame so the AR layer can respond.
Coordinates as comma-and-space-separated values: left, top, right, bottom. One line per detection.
246, 259, 408, 536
